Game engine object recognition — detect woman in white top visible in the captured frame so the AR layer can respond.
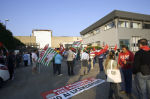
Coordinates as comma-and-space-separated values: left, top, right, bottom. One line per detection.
104, 51, 120, 99
32, 50, 38, 73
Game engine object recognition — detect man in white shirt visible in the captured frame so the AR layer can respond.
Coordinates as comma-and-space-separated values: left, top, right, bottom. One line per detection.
80, 50, 89, 75
32, 50, 38, 73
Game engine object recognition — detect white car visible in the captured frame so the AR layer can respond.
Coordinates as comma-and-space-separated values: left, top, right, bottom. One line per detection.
0, 64, 10, 87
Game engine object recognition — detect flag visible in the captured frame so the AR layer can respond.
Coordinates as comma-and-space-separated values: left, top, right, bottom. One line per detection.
114, 44, 117, 51
39, 48, 57, 66
38, 44, 49, 62
93, 47, 96, 51
95, 44, 109, 56
72, 41, 81, 48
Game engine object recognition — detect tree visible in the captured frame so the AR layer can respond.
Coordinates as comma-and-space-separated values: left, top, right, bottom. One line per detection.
0, 23, 25, 50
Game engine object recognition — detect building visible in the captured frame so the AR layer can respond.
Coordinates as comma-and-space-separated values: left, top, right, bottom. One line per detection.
51, 36, 82, 48
80, 10, 150, 51
15, 36, 39, 48
15, 32, 82, 49
32, 30, 52, 49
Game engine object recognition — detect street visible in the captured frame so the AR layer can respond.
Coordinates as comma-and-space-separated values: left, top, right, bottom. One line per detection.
0, 60, 137, 99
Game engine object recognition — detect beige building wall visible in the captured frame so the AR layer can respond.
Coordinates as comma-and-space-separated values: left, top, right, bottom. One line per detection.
51, 36, 82, 48
15, 36, 36, 45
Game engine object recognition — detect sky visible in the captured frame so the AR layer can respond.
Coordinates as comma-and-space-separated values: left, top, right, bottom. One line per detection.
0, 0, 150, 36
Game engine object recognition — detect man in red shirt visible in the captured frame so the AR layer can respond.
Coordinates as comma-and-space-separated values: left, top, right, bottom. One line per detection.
118, 45, 134, 97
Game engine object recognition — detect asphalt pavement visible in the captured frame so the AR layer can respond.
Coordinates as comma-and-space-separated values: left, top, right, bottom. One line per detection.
0, 59, 138, 99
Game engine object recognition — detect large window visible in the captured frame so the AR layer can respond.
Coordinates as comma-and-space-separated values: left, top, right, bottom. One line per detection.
118, 21, 129, 28
131, 22, 141, 28
94, 28, 100, 34
119, 39, 130, 49
143, 23, 150, 29
104, 22, 115, 30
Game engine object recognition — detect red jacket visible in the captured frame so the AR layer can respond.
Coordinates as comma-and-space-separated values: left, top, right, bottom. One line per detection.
118, 50, 134, 69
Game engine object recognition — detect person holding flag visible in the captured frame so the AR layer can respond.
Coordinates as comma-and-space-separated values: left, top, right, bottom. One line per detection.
97, 44, 109, 72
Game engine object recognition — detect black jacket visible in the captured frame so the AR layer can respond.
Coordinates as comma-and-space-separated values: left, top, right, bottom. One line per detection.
133, 49, 150, 75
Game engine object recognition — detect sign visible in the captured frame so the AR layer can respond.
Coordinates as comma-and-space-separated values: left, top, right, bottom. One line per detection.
41, 78, 105, 99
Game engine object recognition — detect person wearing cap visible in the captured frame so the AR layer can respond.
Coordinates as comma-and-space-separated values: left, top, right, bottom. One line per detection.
54, 51, 63, 76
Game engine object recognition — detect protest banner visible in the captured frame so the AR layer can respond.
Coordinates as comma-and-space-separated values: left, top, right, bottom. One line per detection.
41, 78, 105, 99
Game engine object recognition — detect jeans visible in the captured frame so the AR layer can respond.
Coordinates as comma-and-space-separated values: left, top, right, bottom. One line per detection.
109, 83, 120, 99
24, 60, 28, 66
135, 72, 150, 99
55, 64, 61, 75
98, 58, 104, 71
120, 68, 132, 94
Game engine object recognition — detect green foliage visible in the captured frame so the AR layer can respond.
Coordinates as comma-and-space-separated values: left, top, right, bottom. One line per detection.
0, 23, 25, 50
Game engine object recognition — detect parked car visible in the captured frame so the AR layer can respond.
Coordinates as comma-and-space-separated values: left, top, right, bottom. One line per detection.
0, 64, 10, 87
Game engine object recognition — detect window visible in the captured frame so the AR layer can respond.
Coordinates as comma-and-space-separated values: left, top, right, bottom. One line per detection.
131, 22, 141, 28
119, 39, 130, 49
104, 22, 115, 30
143, 23, 150, 29
118, 21, 129, 28
95, 28, 100, 34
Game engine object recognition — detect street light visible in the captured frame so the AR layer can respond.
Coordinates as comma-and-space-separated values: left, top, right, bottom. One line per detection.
5, 19, 9, 29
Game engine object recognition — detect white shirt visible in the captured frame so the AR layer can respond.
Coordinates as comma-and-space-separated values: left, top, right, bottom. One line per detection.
32, 52, 38, 62
81, 52, 89, 60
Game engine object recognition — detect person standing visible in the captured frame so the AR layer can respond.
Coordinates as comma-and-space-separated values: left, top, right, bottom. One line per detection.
104, 51, 121, 99
98, 53, 105, 72
16, 52, 22, 68
80, 50, 89, 75
66, 48, 75, 76
32, 50, 38, 73
118, 45, 134, 97
23, 52, 28, 66
76, 48, 81, 61
90, 49, 95, 70
133, 39, 150, 99
54, 51, 63, 76
7, 51, 15, 80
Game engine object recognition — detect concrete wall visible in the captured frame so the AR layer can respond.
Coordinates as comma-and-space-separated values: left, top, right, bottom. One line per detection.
51, 36, 82, 48
33, 30, 52, 49
15, 36, 36, 44
82, 27, 118, 47
118, 28, 150, 40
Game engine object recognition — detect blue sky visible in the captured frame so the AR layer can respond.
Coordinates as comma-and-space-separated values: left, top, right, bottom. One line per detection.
0, 0, 150, 36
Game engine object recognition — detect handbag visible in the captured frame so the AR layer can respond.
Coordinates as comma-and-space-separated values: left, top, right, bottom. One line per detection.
106, 60, 122, 83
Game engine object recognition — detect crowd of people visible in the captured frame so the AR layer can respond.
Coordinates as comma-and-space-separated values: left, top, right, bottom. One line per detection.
0, 38, 150, 99
52, 38, 150, 99
0, 49, 39, 80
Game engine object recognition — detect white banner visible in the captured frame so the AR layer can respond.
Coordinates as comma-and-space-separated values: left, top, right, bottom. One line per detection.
41, 78, 105, 99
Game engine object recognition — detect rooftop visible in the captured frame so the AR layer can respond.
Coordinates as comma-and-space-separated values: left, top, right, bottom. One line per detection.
80, 10, 150, 35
